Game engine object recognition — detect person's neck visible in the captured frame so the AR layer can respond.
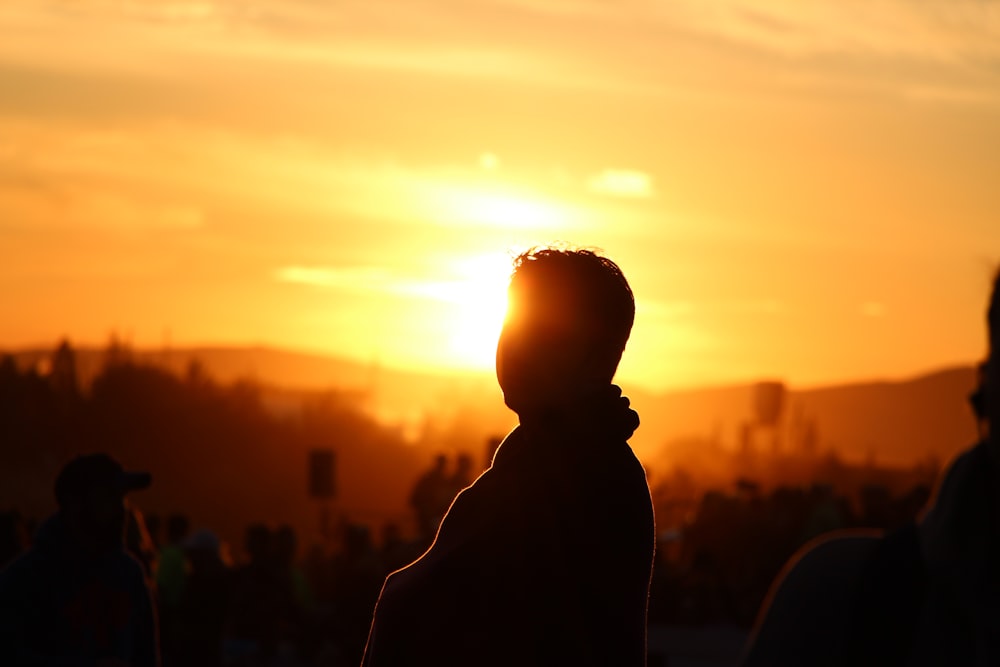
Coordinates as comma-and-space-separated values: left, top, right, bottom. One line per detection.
516, 384, 614, 427
66, 522, 118, 559
517, 407, 562, 430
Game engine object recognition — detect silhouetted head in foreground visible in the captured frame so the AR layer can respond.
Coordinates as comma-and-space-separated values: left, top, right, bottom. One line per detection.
54, 453, 151, 556
987, 268, 999, 453
496, 247, 634, 417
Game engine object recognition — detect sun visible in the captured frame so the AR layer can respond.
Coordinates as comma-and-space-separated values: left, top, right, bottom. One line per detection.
410, 252, 514, 371
447, 292, 509, 370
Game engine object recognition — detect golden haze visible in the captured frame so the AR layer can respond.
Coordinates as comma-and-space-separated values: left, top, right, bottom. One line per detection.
1, 1, 999, 390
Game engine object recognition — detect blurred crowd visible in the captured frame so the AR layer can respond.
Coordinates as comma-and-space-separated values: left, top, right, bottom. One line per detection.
1, 508, 408, 667
0, 452, 483, 667
0, 453, 938, 666
648, 480, 931, 628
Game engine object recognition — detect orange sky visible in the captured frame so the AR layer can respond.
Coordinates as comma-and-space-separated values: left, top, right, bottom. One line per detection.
1, 1, 998, 391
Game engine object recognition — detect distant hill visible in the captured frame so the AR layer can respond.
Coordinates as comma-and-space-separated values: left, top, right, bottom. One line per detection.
5, 344, 981, 469
631, 367, 979, 469
792, 367, 979, 466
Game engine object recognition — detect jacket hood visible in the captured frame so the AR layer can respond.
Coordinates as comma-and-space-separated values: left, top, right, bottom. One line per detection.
517, 383, 640, 445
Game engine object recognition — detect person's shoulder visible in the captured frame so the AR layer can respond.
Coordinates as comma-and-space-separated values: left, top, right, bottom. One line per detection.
742, 530, 881, 666
113, 549, 152, 587
0, 547, 39, 590
620, 443, 647, 475
779, 530, 881, 583
604, 443, 651, 496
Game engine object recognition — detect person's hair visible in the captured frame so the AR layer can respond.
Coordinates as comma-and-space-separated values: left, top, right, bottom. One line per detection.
509, 246, 635, 359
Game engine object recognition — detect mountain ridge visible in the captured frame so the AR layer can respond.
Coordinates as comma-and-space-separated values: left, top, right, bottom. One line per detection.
4, 343, 980, 468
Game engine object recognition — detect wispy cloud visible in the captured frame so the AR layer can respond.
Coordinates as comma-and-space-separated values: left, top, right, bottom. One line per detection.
273, 265, 393, 290
0, 119, 593, 238
274, 253, 512, 308
499, 0, 1000, 63
588, 169, 655, 199
730, 299, 785, 315
0, 1, 659, 96
425, 0, 999, 67
0, 177, 205, 233
3, 0, 998, 113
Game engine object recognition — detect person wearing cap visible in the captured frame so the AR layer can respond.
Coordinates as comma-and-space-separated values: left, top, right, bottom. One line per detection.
0, 453, 159, 667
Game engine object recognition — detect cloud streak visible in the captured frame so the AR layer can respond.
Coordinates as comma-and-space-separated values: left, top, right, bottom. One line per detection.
1, 0, 997, 132
588, 169, 655, 199
0, 118, 588, 231
496, 0, 1000, 63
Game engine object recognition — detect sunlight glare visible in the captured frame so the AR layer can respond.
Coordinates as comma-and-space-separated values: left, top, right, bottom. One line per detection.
446, 253, 512, 370
403, 253, 513, 370
479, 152, 500, 170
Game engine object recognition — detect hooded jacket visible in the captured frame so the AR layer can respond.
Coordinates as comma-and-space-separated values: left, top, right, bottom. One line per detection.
0, 513, 159, 667
362, 387, 655, 667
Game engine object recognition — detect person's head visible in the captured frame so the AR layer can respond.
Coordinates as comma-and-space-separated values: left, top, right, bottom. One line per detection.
54, 453, 151, 554
166, 513, 190, 545
183, 529, 224, 571
987, 268, 999, 444
273, 524, 297, 567
496, 247, 634, 414
244, 522, 271, 564
344, 523, 372, 559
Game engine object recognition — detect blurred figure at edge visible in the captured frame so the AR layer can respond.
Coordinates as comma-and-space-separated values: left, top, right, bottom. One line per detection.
743, 268, 1000, 666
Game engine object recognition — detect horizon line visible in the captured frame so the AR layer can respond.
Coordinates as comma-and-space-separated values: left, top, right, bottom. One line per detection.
0, 339, 978, 397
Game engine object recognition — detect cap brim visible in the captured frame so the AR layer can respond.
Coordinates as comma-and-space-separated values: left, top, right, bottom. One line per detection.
120, 471, 152, 492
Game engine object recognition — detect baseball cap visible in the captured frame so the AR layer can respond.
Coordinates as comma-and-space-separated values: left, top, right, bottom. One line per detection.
54, 453, 152, 507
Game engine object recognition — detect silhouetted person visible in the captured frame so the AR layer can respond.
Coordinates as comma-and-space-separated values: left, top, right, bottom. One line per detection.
229, 523, 283, 665
378, 522, 415, 575
447, 453, 475, 499
743, 268, 1000, 666
157, 513, 190, 665
173, 530, 230, 667
363, 247, 655, 666
272, 524, 308, 652
125, 505, 158, 584
157, 513, 190, 606
409, 454, 451, 544
969, 359, 989, 440
332, 524, 383, 666
144, 513, 162, 550
0, 510, 28, 570
0, 453, 159, 666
